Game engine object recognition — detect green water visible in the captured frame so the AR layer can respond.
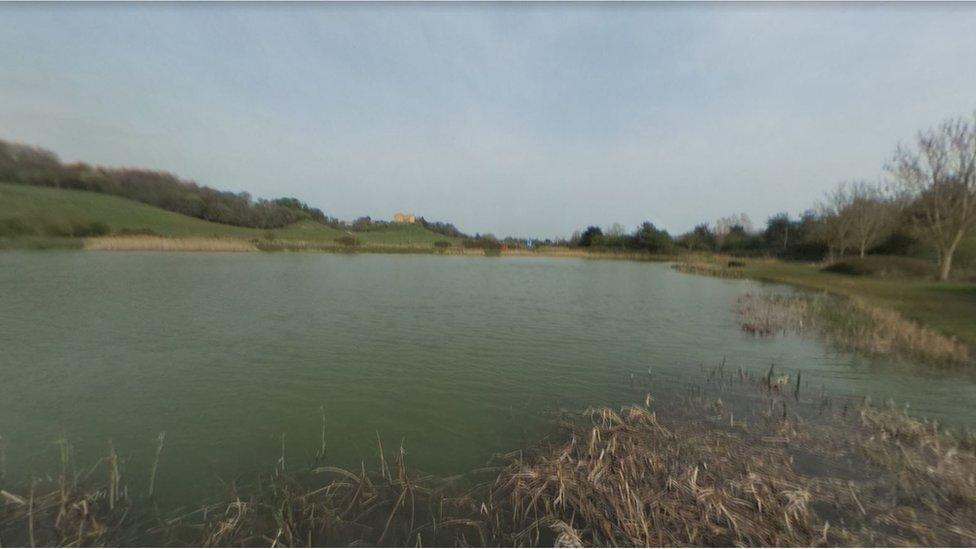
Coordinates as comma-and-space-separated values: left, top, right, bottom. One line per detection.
1, 251, 974, 506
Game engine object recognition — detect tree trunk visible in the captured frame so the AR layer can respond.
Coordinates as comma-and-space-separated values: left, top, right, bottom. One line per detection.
859, 242, 866, 258
938, 231, 964, 282
939, 253, 953, 281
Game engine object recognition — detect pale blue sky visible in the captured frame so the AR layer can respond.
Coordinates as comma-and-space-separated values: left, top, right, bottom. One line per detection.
2, 3, 975, 238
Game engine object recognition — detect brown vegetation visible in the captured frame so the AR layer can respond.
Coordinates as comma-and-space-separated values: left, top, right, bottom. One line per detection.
672, 258, 746, 278
83, 236, 259, 252
737, 293, 971, 367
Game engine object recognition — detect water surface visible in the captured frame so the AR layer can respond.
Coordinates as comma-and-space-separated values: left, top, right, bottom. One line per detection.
1, 252, 974, 505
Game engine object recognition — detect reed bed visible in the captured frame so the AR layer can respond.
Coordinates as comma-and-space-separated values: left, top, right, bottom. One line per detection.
84, 236, 259, 252
672, 259, 746, 278
3, 370, 976, 547
737, 292, 971, 367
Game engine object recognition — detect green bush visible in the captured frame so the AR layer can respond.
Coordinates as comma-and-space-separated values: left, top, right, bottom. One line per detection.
115, 227, 159, 236
433, 240, 452, 248
334, 235, 359, 247
71, 221, 111, 237
43, 220, 111, 238
823, 255, 935, 279
0, 217, 36, 237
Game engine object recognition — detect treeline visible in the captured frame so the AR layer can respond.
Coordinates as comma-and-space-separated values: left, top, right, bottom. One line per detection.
340, 215, 467, 239
565, 110, 976, 281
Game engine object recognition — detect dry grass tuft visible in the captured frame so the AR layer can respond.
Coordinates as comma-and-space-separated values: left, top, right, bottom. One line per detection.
0, 439, 134, 546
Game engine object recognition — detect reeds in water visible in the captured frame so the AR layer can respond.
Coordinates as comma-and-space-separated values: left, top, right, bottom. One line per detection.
672, 259, 746, 278
737, 292, 971, 367
2, 370, 976, 546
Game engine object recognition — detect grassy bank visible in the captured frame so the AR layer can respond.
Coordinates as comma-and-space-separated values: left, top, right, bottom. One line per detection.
675, 255, 976, 351
739, 259, 976, 349
737, 293, 971, 367
2, 368, 974, 547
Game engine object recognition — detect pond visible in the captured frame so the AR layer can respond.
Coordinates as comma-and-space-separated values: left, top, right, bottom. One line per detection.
1, 251, 974, 506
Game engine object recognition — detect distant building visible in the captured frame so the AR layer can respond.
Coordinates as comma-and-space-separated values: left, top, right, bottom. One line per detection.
393, 212, 416, 224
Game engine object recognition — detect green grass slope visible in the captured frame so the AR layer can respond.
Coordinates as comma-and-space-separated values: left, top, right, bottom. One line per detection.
1, 183, 281, 238
0, 183, 456, 246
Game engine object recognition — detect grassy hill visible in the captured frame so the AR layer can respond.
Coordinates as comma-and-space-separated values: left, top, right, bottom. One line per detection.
0, 183, 457, 248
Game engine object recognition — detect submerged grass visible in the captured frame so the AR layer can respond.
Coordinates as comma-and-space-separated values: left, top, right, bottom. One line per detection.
3, 367, 976, 547
737, 293, 971, 367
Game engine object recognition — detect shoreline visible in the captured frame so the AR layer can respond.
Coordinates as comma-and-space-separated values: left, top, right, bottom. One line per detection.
3, 234, 680, 262
2, 367, 973, 547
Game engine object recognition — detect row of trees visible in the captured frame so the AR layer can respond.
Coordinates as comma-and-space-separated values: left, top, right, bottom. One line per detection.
572, 221, 674, 252
812, 112, 975, 280
564, 111, 976, 281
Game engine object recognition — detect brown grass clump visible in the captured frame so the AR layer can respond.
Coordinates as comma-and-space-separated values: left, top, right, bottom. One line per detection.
494, 372, 976, 547
0, 439, 134, 546
496, 405, 832, 546
84, 236, 258, 252
737, 293, 971, 367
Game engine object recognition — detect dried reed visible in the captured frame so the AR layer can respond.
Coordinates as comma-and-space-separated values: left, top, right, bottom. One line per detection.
737, 292, 971, 366
84, 236, 259, 252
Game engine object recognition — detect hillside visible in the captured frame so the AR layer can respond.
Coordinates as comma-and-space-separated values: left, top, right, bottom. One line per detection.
0, 183, 458, 248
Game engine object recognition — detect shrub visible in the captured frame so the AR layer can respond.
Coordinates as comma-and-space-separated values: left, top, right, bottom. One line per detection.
43, 221, 112, 237
115, 227, 159, 236
823, 256, 935, 279
0, 217, 36, 237
42, 221, 73, 237
433, 240, 452, 249
70, 221, 111, 237
334, 235, 359, 247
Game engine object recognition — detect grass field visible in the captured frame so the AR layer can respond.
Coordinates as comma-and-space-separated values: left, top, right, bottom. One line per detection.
0, 183, 457, 248
737, 259, 976, 348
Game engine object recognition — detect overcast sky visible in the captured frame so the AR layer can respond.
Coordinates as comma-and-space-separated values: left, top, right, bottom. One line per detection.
2, 3, 975, 238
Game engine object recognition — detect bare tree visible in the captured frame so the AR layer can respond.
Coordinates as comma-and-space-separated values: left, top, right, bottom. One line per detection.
714, 213, 753, 248
606, 222, 627, 237
889, 113, 976, 281
816, 186, 857, 261
842, 181, 898, 258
